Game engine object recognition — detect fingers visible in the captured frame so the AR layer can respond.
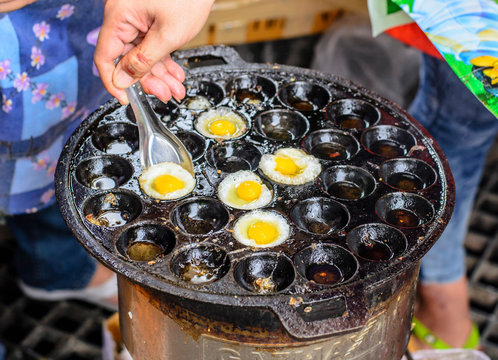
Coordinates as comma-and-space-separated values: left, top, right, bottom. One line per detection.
141, 73, 172, 103
112, 21, 178, 90
94, 0, 211, 105
164, 56, 185, 83
149, 60, 185, 100
94, 15, 133, 104
95, 23, 183, 104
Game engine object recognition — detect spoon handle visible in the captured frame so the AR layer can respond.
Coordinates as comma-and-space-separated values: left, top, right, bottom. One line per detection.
126, 82, 162, 169
125, 82, 194, 174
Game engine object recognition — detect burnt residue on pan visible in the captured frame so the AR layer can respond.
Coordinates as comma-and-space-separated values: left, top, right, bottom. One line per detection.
55, 46, 455, 339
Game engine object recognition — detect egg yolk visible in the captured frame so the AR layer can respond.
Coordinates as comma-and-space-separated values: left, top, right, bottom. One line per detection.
248, 221, 278, 245
274, 156, 300, 175
152, 174, 184, 194
209, 119, 236, 136
236, 181, 262, 202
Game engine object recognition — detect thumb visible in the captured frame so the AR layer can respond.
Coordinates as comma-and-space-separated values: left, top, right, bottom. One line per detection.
113, 25, 176, 89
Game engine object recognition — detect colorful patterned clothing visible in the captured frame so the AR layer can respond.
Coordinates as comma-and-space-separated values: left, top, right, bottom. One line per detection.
0, 0, 109, 215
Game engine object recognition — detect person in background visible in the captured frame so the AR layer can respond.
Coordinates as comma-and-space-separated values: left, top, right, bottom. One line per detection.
0, 0, 213, 313
405, 43, 498, 352
312, 12, 498, 351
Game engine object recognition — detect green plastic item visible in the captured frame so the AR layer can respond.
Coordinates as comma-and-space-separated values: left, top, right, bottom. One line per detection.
412, 317, 481, 350
368, 0, 498, 118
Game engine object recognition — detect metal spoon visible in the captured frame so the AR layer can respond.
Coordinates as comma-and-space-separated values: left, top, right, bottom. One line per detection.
125, 82, 194, 174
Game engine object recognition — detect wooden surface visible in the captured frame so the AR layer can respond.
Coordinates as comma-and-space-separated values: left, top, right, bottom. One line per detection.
186, 0, 368, 47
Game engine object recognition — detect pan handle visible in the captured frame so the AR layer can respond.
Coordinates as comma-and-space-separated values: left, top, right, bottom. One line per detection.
173, 45, 246, 69
269, 291, 369, 339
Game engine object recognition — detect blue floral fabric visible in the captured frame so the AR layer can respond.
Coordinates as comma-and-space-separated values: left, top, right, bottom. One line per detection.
0, 0, 109, 215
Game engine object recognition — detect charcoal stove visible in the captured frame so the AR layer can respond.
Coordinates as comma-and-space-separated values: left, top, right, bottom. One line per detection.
55, 46, 454, 360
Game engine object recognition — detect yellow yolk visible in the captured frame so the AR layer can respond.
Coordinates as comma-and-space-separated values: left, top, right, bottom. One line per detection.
274, 156, 299, 175
209, 119, 236, 136
236, 181, 262, 202
247, 222, 278, 245
152, 174, 184, 194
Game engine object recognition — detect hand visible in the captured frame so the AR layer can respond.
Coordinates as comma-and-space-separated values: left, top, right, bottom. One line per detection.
0, 0, 36, 12
94, 0, 214, 105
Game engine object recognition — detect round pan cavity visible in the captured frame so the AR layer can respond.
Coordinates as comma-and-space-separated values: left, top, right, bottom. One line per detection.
226, 75, 276, 104
327, 99, 380, 131
294, 244, 358, 286
234, 253, 294, 294
148, 97, 179, 118
75, 156, 133, 190
319, 165, 376, 200
82, 191, 142, 228
278, 81, 331, 111
170, 197, 229, 235
206, 141, 261, 173
303, 129, 359, 161
125, 105, 137, 123
171, 243, 230, 285
174, 130, 207, 162
375, 192, 434, 228
347, 224, 407, 262
379, 158, 437, 191
290, 197, 349, 236
254, 109, 309, 142
361, 125, 416, 158
92, 122, 138, 154
116, 223, 176, 262
184, 81, 225, 109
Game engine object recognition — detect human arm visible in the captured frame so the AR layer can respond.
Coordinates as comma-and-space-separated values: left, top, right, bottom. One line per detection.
0, 0, 35, 13
94, 0, 215, 105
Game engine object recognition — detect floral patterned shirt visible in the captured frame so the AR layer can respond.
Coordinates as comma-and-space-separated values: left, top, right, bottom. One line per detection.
0, 0, 109, 215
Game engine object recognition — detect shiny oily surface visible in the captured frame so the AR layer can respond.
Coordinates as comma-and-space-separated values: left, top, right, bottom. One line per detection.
306, 263, 344, 285
60, 53, 453, 302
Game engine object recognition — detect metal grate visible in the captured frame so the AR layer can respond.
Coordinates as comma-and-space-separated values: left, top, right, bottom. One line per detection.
0, 240, 112, 360
466, 149, 498, 360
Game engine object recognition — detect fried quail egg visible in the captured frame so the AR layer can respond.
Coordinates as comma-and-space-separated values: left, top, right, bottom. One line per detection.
185, 95, 211, 111
195, 107, 248, 139
139, 162, 195, 200
259, 148, 321, 185
218, 171, 272, 210
233, 210, 290, 248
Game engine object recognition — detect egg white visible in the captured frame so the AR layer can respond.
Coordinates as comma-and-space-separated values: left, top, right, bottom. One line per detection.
185, 95, 211, 111
139, 162, 196, 200
217, 171, 272, 210
259, 148, 321, 185
194, 107, 248, 139
233, 210, 290, 248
